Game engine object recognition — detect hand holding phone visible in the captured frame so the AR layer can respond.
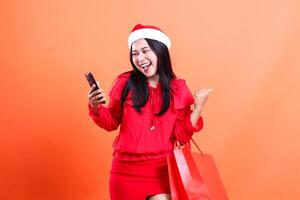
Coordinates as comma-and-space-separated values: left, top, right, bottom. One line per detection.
85, 72, 106, 105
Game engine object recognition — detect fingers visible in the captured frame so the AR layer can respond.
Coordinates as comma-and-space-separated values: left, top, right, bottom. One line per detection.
95, 93, 106, 102
174, 141, 182, 149
88, 87, 103, 98
176, 141, 185, 147
207, 88, 214, 93
89, 92, 106, 101
89, 84, 101, 94
89, 94, 106, 107
94, 95, 106, 104
194, 88, 214, 97
88, 84, 106, 107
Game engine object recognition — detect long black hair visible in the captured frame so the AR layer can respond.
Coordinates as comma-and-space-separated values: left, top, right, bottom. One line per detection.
121, 38, 176, 116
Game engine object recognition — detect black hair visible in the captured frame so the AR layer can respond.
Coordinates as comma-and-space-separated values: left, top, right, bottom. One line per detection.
121, 38, 176, 116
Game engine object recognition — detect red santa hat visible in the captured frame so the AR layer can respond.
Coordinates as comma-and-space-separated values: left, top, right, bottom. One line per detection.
128, 24, 171, 49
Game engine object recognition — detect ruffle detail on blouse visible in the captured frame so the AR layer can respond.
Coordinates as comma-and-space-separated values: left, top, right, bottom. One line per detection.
171, 79, 195, 110
108, 72, 130, 100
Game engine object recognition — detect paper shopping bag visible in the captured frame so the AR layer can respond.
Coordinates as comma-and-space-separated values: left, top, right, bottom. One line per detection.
167, 140, 229, 200
168, 145, 210, 200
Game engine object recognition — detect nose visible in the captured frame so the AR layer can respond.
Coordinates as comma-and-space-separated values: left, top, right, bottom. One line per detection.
137, 53, 145, 62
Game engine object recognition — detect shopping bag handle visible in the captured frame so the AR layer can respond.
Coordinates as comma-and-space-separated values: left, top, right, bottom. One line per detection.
174, 138, 204, 155
191, 138, 204, 155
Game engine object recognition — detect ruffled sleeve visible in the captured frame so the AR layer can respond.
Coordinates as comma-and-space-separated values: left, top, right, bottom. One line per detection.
109, 72, 130, 100
88, 72, 130, 131
170, 79, 204, 144
172, 79, 194, 110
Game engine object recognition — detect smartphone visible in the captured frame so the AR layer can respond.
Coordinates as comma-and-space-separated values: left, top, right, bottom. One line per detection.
85, 72, 105, 103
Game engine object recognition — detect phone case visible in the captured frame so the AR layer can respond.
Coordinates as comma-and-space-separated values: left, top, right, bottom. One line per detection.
85, 72, 105, 103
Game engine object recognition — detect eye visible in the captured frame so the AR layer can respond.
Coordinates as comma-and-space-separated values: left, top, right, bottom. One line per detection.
143, 48, 151, 54
132, 52, 138, 56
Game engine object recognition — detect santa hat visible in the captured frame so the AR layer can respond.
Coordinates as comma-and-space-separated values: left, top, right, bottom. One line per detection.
128, 24, 171, 49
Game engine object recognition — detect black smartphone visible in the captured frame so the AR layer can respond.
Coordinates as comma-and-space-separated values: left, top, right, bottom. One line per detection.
85, 72, 105, 103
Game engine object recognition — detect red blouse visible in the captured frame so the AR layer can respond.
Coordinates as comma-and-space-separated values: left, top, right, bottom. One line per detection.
88, 73, 203, 160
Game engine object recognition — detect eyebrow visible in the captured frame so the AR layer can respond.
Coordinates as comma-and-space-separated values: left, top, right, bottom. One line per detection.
132, 47, 150, 52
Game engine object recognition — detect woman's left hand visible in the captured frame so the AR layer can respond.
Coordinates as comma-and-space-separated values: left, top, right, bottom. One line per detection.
193, 88, 213, 112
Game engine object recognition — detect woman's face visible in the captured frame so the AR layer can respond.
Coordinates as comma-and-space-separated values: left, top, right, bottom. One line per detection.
131, 39, 158, 79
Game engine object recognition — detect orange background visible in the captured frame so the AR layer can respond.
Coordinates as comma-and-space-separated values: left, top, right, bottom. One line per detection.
1, 0, 300, 199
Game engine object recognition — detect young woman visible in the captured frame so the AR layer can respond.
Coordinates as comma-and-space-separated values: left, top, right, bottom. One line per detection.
88, 24, 212, 200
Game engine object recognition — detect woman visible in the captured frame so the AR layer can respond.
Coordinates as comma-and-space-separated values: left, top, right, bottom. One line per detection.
88, 24, 212, 200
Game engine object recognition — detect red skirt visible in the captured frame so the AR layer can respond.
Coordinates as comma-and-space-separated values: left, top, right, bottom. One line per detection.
109, 157, 171, 200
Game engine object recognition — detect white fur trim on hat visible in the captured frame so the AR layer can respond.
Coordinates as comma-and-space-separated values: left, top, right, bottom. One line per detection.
128, 28, 171, 49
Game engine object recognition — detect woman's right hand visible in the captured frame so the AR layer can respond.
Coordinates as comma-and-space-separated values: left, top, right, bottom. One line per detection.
88, 83, 106, 113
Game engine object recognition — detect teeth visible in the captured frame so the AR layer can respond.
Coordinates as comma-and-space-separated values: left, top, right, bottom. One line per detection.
141, 63, 150, 68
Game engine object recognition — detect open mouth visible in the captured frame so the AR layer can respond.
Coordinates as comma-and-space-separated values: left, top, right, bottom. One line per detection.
141, 62, 151, 68
140, 63, 151, 72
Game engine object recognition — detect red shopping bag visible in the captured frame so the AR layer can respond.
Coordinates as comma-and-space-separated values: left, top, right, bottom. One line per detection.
167, 139, 229, 200
167, 145, 210, 200
191, 139, 229, 200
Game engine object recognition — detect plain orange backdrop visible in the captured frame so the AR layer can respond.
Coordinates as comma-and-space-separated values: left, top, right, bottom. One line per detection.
1, 0, 300, 199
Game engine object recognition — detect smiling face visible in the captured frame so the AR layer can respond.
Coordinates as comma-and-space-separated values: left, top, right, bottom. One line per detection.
131, 39, 159, 81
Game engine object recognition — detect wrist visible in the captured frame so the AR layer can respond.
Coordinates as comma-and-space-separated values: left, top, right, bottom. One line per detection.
89, 103, 100, 115
193, 105, 203, 113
